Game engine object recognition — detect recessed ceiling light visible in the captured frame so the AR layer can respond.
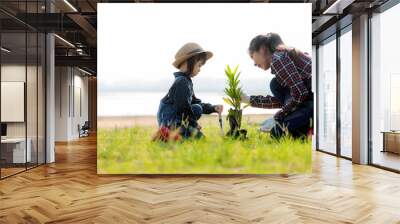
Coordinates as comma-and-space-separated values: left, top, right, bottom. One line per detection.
323, 0, 354, 15
1, 47, 11, 53
78, 67, 92, 76
54, 34, 75, 48
63, 0, 78, 12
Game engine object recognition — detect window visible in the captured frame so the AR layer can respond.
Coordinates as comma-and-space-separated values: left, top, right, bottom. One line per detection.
339, 28, 352, 158
371, 3, 400, 171
317, 35, 337, 154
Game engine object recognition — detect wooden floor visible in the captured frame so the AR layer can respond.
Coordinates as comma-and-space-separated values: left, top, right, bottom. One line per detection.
1, 163, 45, 178
1, 135, 400, 223
1, 167, 26, 178
373, 151, 400, 171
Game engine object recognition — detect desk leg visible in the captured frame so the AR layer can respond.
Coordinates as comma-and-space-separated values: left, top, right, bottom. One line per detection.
382, 134, 386, 153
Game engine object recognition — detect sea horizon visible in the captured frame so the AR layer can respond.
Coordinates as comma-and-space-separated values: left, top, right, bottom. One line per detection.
98, 91, 279, 117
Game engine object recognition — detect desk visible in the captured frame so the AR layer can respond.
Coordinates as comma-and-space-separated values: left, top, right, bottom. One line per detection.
381, 131, 400, 154
1, 138, 31, 163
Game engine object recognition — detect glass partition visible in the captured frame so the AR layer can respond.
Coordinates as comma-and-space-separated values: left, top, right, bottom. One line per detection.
1, 31, 28, 177
0, 1, 46, 179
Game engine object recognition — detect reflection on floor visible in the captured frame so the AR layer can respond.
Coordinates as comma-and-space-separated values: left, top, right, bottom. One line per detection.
373, 151, 400, 171
0, 167, 25, 178
0, 162, 42, 178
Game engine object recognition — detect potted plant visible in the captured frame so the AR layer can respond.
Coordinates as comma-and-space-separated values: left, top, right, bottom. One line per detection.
223, 65, 248, 139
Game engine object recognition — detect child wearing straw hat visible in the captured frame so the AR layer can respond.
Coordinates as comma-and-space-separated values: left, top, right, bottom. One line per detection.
156, 42, 223, 139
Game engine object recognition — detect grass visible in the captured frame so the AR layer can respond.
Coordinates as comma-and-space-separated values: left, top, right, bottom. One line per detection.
97, 121, 312, 174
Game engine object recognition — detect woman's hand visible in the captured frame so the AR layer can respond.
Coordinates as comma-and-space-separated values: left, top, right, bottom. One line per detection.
214, 105, 224, 114
240, 93, 250, 104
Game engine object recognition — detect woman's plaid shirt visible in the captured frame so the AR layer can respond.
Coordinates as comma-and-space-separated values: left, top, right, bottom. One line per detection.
249, 50, 312, 121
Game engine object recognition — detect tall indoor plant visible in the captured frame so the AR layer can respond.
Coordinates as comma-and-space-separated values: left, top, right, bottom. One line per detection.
223, 65, 248, 139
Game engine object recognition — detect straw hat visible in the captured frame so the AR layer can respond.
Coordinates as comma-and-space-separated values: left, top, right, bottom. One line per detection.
172, 42, 213, 69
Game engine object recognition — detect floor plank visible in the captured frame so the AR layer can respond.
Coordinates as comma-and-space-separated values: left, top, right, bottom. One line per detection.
1, 135, 400, 223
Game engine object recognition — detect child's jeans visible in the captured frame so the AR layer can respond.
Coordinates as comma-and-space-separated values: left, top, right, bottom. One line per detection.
157, 101, 204, 138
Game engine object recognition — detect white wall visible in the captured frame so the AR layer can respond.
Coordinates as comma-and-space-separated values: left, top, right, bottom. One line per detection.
55, 67, 89, 141
71, 72, 89, 138
1, 65, 27, 149
55, 66, 70, 141
1, 65, 26, 131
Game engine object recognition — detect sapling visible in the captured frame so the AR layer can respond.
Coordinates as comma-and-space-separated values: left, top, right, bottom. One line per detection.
223, 65, 248, 139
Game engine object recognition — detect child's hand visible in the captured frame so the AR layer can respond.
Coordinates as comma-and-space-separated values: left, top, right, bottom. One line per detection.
214, 105, 224, 114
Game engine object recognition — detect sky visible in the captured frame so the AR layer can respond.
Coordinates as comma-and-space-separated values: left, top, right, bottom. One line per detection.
97, 3, 311, 116
98, 3, 311, 93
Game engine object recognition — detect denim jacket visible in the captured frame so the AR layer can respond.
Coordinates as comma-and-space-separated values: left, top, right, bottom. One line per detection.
161, 72, 216, 126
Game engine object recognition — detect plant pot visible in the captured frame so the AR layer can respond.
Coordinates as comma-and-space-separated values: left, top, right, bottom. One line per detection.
227, 108, 242, 129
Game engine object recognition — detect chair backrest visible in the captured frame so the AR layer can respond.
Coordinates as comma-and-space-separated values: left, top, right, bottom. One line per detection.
82, 121, 90, 129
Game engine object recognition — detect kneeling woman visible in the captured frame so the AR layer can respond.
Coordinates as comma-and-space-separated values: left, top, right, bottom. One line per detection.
241, 33, 313, 139
157, 42, 223, 139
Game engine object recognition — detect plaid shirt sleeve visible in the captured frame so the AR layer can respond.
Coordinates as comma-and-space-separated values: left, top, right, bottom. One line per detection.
249, 95, 282, 109
271, 51, 310, 120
